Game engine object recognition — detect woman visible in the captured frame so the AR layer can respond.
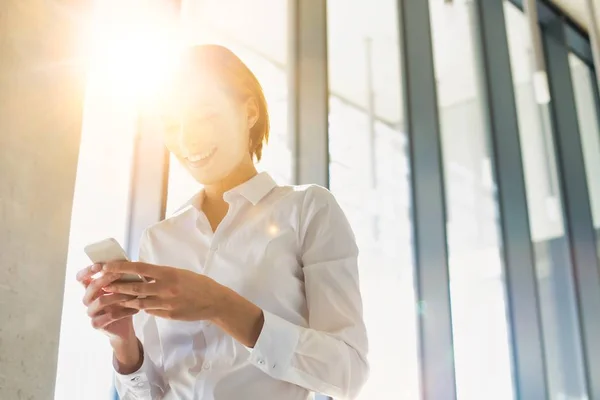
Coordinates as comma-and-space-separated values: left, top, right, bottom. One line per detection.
76, 45, 369, 400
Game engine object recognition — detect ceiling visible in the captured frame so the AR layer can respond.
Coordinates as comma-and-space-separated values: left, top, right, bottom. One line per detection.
551, 0, 600, 32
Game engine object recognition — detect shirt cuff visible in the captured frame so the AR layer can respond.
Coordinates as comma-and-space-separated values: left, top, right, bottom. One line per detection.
249, 310, 301, 378
113, 344, 158, 397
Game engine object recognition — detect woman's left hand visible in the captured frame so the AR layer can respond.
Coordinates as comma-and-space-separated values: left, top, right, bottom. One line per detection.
102, 261, 225, 321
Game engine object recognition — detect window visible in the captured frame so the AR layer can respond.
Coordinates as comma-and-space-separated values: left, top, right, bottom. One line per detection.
327, 0, 420, 398
570, 53, 600, 260
55, 1, 180, 398
429, 1, 514, 398
54, 47, 138, 400
166, 0, 291, 214
503, 3, 589, 399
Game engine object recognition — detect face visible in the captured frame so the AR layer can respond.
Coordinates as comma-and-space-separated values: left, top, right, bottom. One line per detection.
160, 72, 258, 186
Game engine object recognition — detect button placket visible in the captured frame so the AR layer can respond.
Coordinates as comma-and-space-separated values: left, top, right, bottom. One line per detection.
206, 199, 243, 260
202, 204, 233, 276
203, 242, 218, 275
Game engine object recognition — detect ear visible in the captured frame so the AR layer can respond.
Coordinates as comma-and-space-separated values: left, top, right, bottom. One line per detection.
245, 97, 259, 130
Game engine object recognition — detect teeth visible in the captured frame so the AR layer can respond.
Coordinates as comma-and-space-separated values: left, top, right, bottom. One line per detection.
187, 147, 215, 162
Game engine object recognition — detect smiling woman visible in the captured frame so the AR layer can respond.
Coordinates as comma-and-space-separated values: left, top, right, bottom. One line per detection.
74, 43, 369, 400
160, 46, 269, 185
165, 0, 292, 213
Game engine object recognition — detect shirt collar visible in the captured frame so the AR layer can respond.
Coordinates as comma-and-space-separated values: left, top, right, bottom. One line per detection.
223, 171, 278, 205
176, 172, 278, 214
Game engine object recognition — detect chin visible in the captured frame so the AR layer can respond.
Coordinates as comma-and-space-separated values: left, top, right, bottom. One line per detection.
191, 166, 232, 186
186, 153, 251, 186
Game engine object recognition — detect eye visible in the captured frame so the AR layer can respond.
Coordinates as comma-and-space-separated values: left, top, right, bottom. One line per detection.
164, 122, 180, 134
196, 112, 218, 123
161, 115, 180, 135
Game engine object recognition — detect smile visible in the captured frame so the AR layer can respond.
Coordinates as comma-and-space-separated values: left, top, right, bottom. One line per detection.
185, 146, 217, 168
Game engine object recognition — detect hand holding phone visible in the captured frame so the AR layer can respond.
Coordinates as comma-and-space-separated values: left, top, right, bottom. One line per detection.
79, 238, 142, 342
84, 238, 147, 283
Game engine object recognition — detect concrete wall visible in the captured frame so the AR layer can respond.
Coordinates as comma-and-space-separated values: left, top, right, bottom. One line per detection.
0, 1, 89, 398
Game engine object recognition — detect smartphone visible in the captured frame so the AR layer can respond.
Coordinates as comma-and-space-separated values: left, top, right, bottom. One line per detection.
84, 238, 146, 283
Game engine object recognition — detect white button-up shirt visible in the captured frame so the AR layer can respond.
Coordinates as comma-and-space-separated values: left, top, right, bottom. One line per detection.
114, 172, 369, 400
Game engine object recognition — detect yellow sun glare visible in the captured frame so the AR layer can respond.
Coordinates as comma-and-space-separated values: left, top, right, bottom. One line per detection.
85, 0, 182, 105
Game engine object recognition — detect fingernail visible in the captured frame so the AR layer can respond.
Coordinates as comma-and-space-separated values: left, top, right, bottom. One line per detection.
102, 264, 109, 271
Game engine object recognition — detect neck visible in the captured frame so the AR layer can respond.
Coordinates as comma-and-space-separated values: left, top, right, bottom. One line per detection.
203, 160, 258, 202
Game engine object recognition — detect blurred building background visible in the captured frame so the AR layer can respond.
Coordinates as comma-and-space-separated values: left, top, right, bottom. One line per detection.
2, 0, 600, 399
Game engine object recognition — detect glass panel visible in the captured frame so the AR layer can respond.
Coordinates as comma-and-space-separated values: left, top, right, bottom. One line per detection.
570, 53, 600, 260
429, 1, 514, 399
504, 3, 588, 399
55, 0, 179, 397
54, 34, 138, 400
166, 0, 291, 214
327, 0, 420, 398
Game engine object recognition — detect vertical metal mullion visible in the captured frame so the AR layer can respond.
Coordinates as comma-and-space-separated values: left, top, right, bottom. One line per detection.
473, 1, 549, 398
288, 0, 300, 186
593, 70, 600, 262
591, 58, 600, 250
592, 62, 600, 144
289, 1, 329, 398
124, 0, 182, 260
543, 18, 600, 399
584, 0, 600, 94
125, 117, 170, 260
397, 1, 457, 399
288, 0, 329, 187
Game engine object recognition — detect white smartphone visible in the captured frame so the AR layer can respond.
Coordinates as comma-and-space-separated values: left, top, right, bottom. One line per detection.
84, 238, 146, 283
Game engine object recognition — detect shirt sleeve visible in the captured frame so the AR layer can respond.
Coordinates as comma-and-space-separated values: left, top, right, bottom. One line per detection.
113, 334, 166, 399
249, 186, 370, 399
114, 229, 168, 400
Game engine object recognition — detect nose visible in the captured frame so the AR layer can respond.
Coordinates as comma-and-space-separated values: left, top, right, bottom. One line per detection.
178, 122, 203, 156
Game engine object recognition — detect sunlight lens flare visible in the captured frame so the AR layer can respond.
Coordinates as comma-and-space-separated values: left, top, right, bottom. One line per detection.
85, 0, 183, 105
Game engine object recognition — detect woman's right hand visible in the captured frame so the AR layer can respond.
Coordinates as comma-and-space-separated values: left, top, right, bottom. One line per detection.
76, 264, 139, 342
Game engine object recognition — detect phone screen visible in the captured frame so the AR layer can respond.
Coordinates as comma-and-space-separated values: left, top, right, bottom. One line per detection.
84, 238, 145, 283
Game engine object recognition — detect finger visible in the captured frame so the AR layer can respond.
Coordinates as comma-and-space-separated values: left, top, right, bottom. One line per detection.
145, 309, 172, 319
91, 306, 138, 330
87, 293, 138, 317
122, 297, 171, 311
82, 272, 122, 306
104, 281, 164, 297
76, 264, 103, 284
103, 261, 168, 280
81, 277, 92, 289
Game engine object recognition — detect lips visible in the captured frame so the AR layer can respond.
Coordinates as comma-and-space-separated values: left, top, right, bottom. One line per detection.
184, 146, 217, 168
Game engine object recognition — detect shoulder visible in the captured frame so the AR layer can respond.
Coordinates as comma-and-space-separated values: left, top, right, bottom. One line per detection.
267, 183, 348, 234
282, 183, 339, 210
289, 185, 357, 255
284, 184, 349, 228
272, 182, 343, 216
265, 182, 341, 216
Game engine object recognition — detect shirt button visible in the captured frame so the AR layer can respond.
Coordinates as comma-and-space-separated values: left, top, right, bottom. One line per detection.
203, 362, 211, 370
257, 359, 265, 365
131, 376, 140, 382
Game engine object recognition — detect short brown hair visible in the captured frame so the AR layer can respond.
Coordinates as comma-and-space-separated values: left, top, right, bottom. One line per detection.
183, 45, 269, 162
